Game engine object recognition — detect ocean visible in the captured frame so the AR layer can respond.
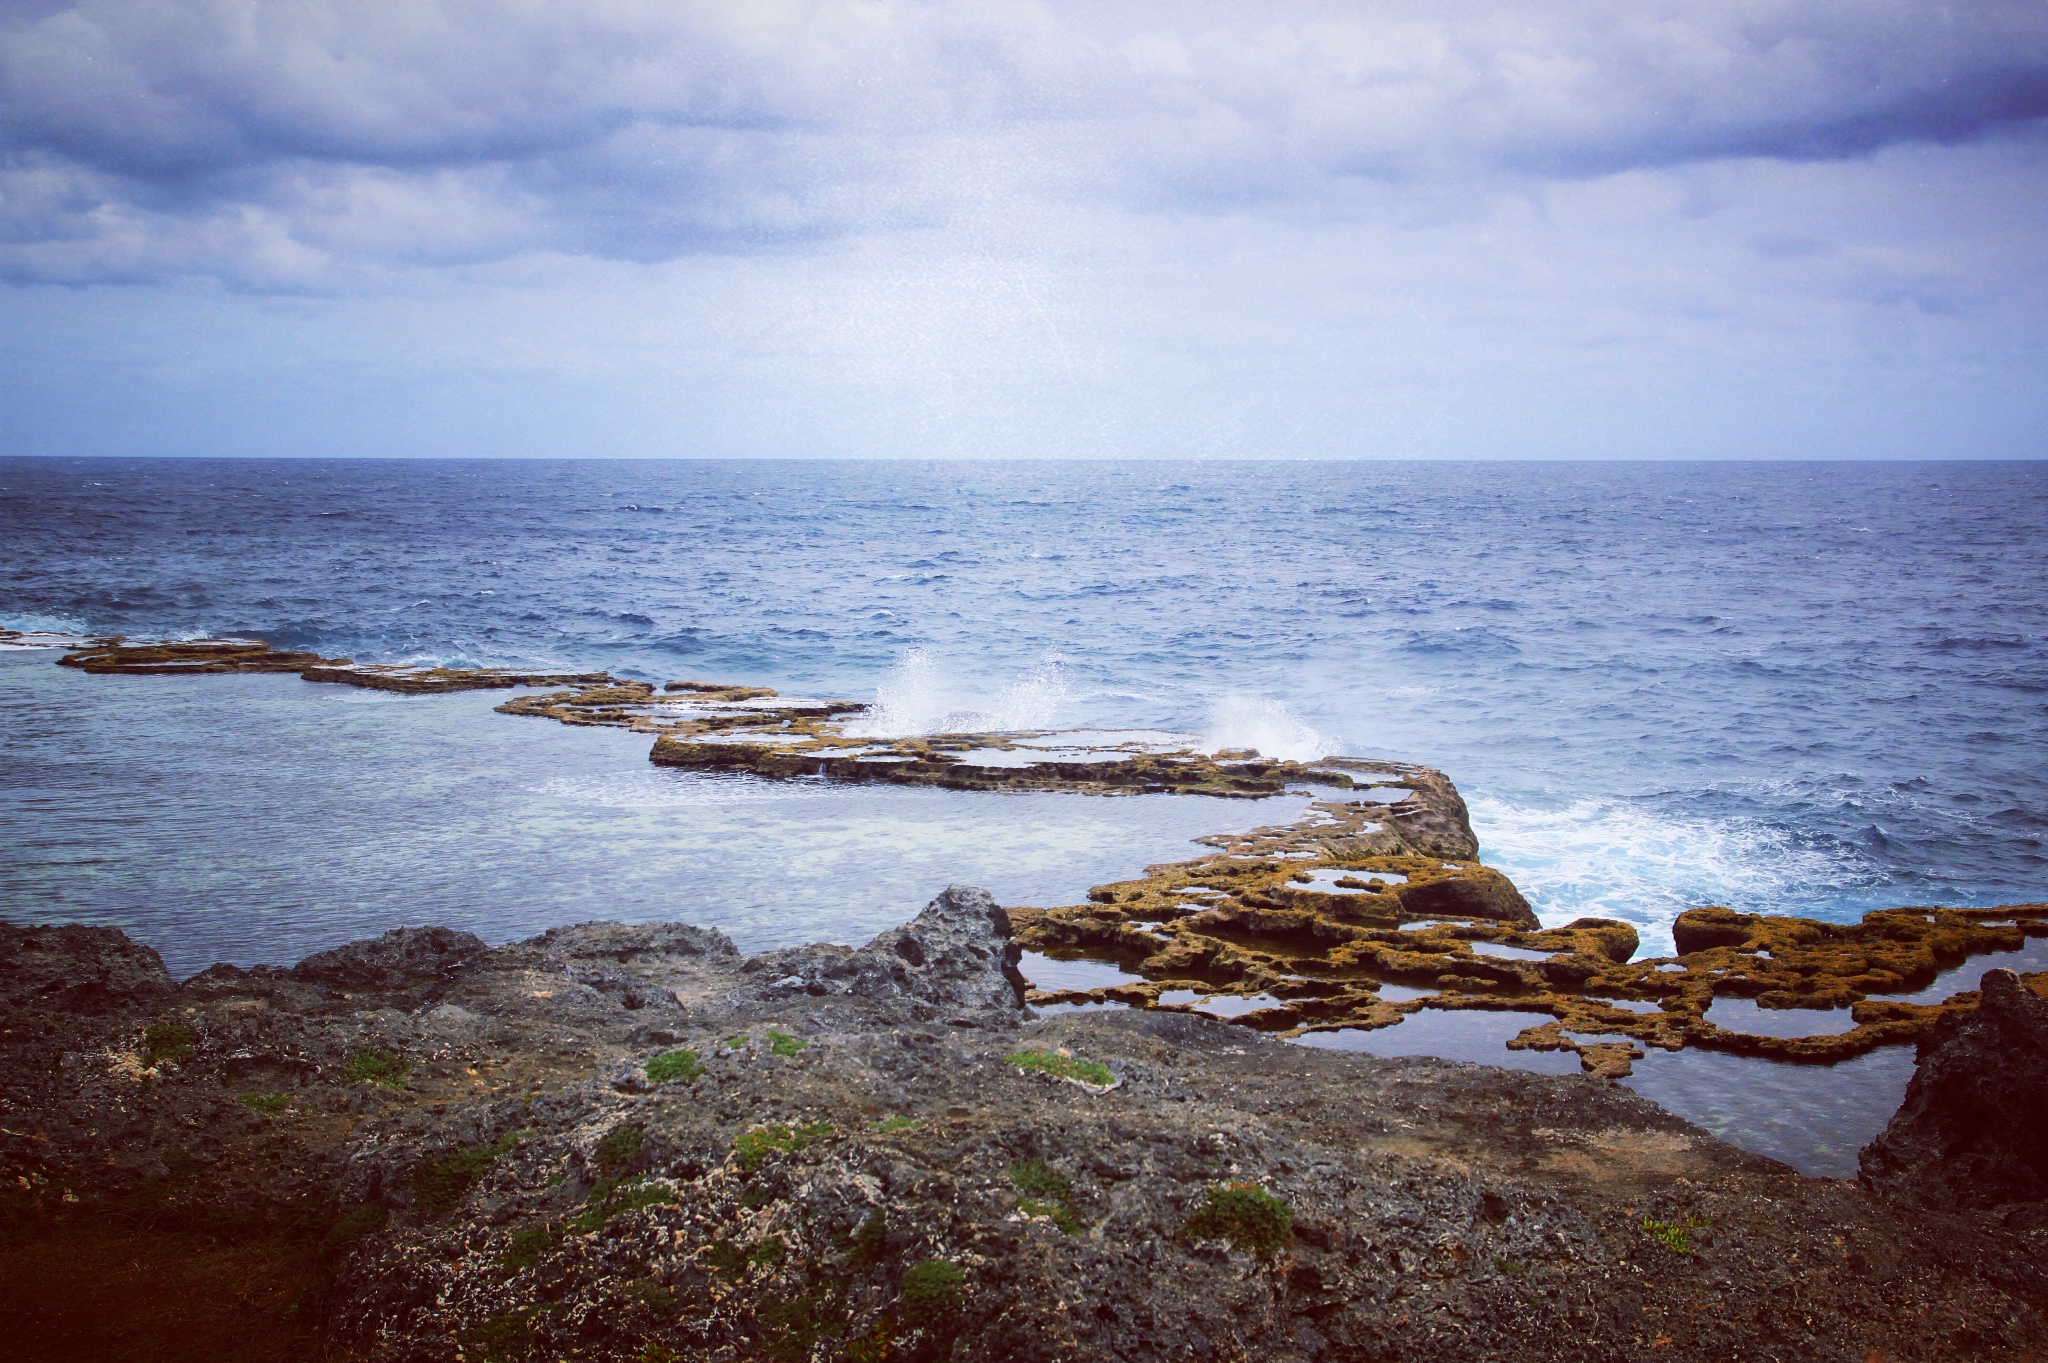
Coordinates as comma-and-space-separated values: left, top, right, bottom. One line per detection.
4, 457, 2045, 1173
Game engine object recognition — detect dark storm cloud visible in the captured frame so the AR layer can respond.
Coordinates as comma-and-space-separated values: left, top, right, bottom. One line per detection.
2, 0, 2045, 285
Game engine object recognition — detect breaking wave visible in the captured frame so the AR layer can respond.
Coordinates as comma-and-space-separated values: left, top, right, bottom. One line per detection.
841, 648, 1072, 737
1468, 792, 1889, 957
1202, 695, 1329, 763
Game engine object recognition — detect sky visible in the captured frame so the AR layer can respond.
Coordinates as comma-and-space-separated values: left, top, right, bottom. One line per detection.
2, 0, 2045, 461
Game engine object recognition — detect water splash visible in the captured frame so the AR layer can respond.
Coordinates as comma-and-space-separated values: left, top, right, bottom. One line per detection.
1202, 695, 1328, 762
1468, 792, 1888, 956
843, 648, 1071, 737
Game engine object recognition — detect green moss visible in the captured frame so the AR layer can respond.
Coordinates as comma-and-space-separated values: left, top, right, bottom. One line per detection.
459, 1305, 543, 1363
758, 1280, 846, 1362
1007, 1159, 1081, 1234
414, 1131, 522, 1219
499, 1223, 564, 1274
872, 1115, 922, 1132
765, 1028, 807, 1057
1002, 1049, 1114, 1087
569, 1177, 677, 1234
321, 1201, 387, 1254
342, 1047, 412, 1090
644, 1049, 703, 1084
1640, 1215, 1708, 1254
1185, 1183, 1292, 1261
845, 1209, 888, 1270
624, 1275, 677, 1313
238, 1091, 290, 1115
638, 1346, 682, 1363
898, 1259, 965, 1331
726, 1035, 747, 1049
595, 1124, 645, 1175
140, 1022, 194, 1068
733, 1122, 834, 1174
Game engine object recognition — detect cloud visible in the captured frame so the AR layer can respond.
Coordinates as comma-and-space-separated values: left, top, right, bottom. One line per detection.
1, 0, 2044, 286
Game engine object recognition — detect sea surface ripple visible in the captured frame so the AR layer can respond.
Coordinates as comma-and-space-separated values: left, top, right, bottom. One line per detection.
4, 457, 2045, 963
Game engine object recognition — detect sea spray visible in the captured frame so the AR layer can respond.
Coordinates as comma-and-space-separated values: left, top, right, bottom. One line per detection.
1467, 791, 1888, 956
1202, 695, 1328, 763
843, 648, 1071, 736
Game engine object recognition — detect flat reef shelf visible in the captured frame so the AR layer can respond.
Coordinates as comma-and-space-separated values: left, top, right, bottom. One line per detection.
28, 634, 2048, 1078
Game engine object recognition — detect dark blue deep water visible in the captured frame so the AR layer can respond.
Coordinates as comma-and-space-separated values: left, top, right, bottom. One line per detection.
4, 458, 2045, 964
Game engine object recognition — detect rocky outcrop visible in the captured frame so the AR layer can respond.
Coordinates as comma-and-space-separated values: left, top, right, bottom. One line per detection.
0, 922, 175, 1011
290, 925, 489, 991
741, 884, 1027, 1016
1860, 969, 2048, 1210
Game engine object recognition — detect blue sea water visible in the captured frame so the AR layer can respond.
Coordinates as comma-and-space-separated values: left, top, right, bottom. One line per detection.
3, 457, 2044, 970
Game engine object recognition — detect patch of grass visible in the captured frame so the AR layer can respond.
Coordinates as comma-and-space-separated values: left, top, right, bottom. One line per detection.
733, 1122, 834, 1174
623, 1275, 676, 1313
1002, 1049, 1113, 1087
595, 1124, 645, 1175
568, 1178, 678, 1235
765, 1028, 807, 1057
704, 1233, 788, 1283
414, 1132, 523, 1219
644, 1049, 703, 1084
872, 1115, 922, 1133
321, 1202, 387, 1255
844, 1322, 895, 1363
726, 1035, 747, 1049
459, 1305, 543, 1363
237, 1092, 290, 1115
341, 1048, 412, 1090
1007, 1159, 1081, 1234
1185, 1183, 1293, 1261
141, 1022, 195, 1068
498, 1223, 563, 1275
845, 1209, 887, 1270
898, 1259, 965, 1332
638, 1346, 681, 1363
1640, 1215, 1708, 1254
758, 1280, 845, 1362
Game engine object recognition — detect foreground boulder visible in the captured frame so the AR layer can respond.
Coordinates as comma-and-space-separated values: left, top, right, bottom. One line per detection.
1860, 968, 2048, 1211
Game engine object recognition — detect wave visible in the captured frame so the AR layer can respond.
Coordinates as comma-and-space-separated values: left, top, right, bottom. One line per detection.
1467, 792, 1888, 957
840, 648, 1072, 737
0, 611, 90, 634
1202, 695, 1328, 763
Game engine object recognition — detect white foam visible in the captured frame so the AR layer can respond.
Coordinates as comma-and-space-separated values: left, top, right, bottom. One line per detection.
0, 612, 90, 635
1467, 793, 1883, 957
842, 648, 1071, 737
1202, 695, 1327, 763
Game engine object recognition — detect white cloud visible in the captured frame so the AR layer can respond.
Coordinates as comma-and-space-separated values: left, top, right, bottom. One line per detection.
2, 0, 2043, 284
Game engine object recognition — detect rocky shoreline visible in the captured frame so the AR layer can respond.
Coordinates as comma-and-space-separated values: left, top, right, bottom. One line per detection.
7, 634, 2048, 1360
4, 891, 2048, 1362
19, 636, 2047, 1073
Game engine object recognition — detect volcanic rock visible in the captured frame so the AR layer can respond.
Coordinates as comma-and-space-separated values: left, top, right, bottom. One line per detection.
1860, 968, 2048, 1210
0, 922, 175, 1012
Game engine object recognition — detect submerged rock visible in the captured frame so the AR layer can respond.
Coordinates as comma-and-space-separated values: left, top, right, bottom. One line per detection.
1860, 968, 2048, 1210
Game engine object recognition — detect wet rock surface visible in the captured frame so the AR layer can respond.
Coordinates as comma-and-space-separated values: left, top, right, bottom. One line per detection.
5, 901, 2048, 1363
1861, 969, 2048, 1213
